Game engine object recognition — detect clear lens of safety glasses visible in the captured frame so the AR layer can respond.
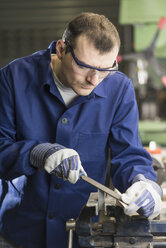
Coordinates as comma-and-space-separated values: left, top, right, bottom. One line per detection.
72, 59, 117, 79
66, 41, 118, 79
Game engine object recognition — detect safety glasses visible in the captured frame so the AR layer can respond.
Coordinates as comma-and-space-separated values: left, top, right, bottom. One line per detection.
66, 42, 118, 79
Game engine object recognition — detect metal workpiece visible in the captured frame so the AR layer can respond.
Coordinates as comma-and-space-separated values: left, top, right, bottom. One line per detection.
81, 176, 122, 201
86, 192, 117, 216
81, 176, 127, 213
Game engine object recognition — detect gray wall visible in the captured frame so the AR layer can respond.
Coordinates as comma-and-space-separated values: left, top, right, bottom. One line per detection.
0, 0, 132, 68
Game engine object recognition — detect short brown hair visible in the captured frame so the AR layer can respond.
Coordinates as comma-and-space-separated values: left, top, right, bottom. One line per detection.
62, 12, 120, 53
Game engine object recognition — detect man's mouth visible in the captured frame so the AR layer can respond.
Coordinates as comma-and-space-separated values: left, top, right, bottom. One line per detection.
80, 83, 93, 89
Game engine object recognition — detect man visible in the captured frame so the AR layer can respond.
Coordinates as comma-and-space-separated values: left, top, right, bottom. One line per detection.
0, 12, 162, 248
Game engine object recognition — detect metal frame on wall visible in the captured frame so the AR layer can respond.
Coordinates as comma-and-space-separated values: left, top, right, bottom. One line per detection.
0, 0, 132, 68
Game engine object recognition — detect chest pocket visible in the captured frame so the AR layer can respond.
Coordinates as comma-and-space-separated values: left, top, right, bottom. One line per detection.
76, 132, 109, 161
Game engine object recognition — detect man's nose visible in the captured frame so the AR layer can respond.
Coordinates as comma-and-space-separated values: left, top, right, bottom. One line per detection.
86, 71, 100, 86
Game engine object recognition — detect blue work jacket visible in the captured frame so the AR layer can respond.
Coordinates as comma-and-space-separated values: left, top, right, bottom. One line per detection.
0, 41, 156, 248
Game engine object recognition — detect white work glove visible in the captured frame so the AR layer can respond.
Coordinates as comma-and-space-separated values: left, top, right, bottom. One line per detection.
30, 143, 87, 184
121, 181, 162, 219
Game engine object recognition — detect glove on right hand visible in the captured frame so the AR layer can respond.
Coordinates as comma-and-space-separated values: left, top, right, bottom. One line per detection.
121, 181, 162, 219
30, 143, 87, 184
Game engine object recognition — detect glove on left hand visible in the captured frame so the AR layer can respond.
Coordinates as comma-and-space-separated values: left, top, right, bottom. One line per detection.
121, 181, 162, 219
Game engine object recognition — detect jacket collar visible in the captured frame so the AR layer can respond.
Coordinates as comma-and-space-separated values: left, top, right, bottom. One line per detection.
93, 80, 107, 98
38, 41, 56, 89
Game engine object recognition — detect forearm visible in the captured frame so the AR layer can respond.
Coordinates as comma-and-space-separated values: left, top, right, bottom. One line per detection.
0, 139, 38, 180
109, 81, 156, 192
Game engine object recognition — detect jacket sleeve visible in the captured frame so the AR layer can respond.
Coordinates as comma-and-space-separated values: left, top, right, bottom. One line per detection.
0, 68, 37, 180
109, 79, 157, 193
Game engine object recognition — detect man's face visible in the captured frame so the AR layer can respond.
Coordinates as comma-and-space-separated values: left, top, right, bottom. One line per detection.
58, 35, 119, 96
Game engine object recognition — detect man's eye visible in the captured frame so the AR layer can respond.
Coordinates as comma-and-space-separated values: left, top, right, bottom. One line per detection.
100, 71, 109, 75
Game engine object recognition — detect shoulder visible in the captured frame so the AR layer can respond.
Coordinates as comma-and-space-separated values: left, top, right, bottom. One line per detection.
103, 71, 134, 99
109, 71, 132, 88
0, 48, 51, 80
0, 48, 51, 88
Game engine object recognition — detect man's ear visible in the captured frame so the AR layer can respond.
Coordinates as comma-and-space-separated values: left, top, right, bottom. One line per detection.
56, 40, 66, 60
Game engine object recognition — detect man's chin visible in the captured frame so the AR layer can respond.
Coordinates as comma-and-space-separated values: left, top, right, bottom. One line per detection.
74, 87, 94, 96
